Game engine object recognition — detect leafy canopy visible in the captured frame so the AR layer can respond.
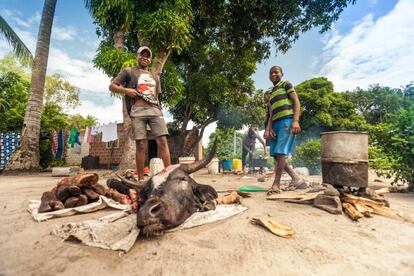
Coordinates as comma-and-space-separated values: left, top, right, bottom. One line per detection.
344, 84, 404, 125
295, 77, 367, 135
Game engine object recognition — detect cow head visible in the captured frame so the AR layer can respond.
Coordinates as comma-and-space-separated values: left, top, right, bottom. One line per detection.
136, 139, 218, 236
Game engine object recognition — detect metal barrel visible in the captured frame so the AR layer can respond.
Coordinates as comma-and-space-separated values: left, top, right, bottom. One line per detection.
320, 131, 369, 187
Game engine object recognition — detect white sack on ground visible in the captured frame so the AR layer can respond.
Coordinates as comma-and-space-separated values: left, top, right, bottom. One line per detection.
28, 195, 130, 222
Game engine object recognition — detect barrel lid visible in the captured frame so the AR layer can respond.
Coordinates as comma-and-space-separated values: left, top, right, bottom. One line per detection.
320, 131, 368, 137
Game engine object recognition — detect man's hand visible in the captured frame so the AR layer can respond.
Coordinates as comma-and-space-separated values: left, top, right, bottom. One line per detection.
264, 129, 276, 140
124, 88, 139, 98
291, 120, 301, 134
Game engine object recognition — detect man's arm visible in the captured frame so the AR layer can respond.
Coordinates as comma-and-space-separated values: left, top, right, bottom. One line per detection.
109, 82, 139, 98
288, 91, 301, 134
264, 94, 276, 139
254, 131, 268, 155
109, 69, 139, 98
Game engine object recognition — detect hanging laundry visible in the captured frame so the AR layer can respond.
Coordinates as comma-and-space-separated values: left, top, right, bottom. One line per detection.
68, 128, 80, 147
51, 130, 58, 157
56, 129, 63, 160
101, 122, 118, 142
91, 125, 102, 136
87, 126, 92, 144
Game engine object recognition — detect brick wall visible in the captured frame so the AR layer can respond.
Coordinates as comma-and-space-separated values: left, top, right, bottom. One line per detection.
89, 123, 126, 167
89, 123, 203, 167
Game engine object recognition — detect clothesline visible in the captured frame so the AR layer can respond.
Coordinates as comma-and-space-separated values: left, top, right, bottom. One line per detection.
88, 121, 118, 143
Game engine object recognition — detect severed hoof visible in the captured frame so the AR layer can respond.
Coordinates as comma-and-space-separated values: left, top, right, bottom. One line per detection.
39, 192, 55, 213
75, 194, 88, 207
57, 185, 81, 202
50, 200, 64, 211
83, 188, 99, 201
91, 183, 106, 195
75, 173, 99, 188
64, 196, 79, 208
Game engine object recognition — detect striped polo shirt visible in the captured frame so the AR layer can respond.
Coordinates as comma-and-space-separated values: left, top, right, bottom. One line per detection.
269, 80, 295, 122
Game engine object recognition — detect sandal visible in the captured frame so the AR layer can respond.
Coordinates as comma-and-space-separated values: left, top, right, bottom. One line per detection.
267, 187, 281, 196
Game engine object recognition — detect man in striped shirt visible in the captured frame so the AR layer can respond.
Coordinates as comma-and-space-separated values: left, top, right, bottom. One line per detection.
264, 66, 303, 194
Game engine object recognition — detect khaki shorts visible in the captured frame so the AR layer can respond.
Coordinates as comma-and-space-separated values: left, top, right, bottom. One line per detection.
131, 116, 169, 140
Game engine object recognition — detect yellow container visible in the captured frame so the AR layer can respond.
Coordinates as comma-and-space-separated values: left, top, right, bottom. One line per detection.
232, 159, 242, 172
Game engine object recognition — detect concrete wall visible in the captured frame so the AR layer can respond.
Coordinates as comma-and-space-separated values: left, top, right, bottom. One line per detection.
65, 131, 90, 166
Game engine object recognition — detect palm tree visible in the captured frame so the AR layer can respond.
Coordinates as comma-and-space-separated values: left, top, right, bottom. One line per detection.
6, 0, 57, 171
0, 15, 34, 66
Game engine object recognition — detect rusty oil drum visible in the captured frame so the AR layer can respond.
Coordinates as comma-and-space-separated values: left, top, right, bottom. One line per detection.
320, 131, 368, 188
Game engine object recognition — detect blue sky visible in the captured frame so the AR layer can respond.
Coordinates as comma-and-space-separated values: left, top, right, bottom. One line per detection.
1, 0, 413, 144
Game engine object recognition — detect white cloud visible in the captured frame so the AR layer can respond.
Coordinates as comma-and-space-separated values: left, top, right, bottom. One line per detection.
319, 0, 414, 91
68, 98, 123, 124
52, 25, 77, 41
47, 47, 110, 92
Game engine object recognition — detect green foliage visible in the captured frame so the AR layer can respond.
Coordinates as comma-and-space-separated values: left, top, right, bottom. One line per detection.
0, 16, 33, 66
0, 71, 29, 131
0, 58, 96, 168
295, 77, 367, 139
291, 139, 321, 175
159, 60, 184, 107
137, 0, 193, 53
368, 146, 395, 173
344, 84, 404, 124
85, 0, 135, 33
370, 106, 414, 189
206, 128, 242, 160
401, 83, 414, 109
0, 53, 29, 77
217, 90, 267, 130
40, 104, 68, 131
45, 74, 80, 109
93, 45, 136, 78
66, 114, 97, 131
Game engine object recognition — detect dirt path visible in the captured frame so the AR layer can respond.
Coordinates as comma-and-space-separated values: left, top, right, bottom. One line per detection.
0, 171, 413, 275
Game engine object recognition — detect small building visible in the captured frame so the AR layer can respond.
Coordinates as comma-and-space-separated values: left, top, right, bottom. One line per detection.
85, 123, 202, 168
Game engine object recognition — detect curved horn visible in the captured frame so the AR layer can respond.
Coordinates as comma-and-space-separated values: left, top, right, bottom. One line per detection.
184, 138, 218, 174
115, 173, 146, 191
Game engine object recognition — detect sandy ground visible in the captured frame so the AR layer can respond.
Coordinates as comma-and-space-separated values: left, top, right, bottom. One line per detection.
0, 170, 413, 276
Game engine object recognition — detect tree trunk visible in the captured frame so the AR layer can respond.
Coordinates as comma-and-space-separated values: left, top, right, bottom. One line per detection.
152, 49, 171, 77
113, 30, 125, 49
181, 118, 216, 157
6, 0, 57, 172
118, 99, 136, 170
114, 29, 136, 170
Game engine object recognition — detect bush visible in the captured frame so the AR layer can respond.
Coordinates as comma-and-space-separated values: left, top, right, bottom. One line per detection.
39, 139, 65, 168
370, 106, 414, 189
291, 139, 321, 175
